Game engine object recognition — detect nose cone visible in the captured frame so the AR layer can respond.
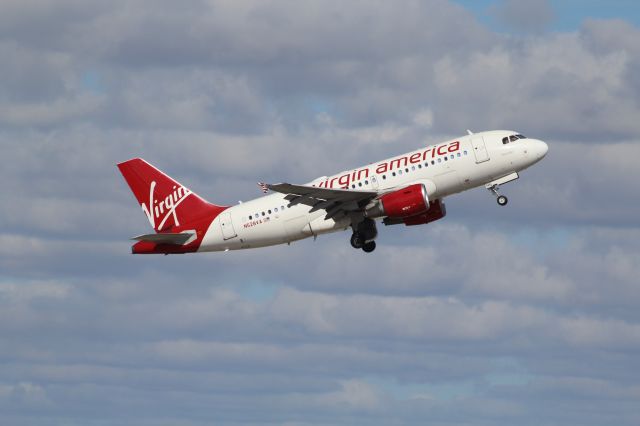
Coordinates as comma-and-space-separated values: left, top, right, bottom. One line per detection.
531, 139, 548, 160
539, 140, 549, 157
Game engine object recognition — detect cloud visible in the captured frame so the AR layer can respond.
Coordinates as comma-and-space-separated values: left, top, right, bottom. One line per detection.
314, 379, 383, 411
2, 1, 639, 142
1, 0, 640, 425
0, 94, 104, 127
490, 0, 554, 33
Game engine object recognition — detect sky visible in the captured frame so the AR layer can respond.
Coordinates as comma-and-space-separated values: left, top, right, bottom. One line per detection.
1, 0, 640, 425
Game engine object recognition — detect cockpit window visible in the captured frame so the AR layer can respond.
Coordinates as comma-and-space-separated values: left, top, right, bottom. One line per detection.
503, 133, 528, 144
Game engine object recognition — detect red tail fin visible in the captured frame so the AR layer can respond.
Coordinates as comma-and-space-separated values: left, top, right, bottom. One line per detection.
117, 158, 226, 233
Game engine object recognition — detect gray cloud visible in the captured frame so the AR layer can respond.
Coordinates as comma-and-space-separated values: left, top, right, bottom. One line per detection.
2, 0, 640, 425
2, 1, 639, 142
490, 0, 555, 34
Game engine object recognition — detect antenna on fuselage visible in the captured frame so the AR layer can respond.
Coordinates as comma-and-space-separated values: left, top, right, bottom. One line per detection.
466, 129, 474, 135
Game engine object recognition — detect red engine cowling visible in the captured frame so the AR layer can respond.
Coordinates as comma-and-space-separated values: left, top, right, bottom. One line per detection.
402, 199, 446, 226
377, 183, 430, 218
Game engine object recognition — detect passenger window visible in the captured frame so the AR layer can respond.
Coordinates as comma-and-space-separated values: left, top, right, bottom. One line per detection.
418, 164, 422, 169
249, 215, 252, 220
438, 158, 442, 163
392, 172, 396, 176
450, 154, 454, 159
411, 166, 415, 171
358, 182, 362, 187
268, 209, 272, 214
444, 157, 448, 161
382, 175, 386, 179
457, 153, 461, 157
464, 150, 468, 155
405, 168, 409, 173
261, 212, 265, 216
365, 180, 369, 185
398, 170, 403, 175
352, 184, 355, 188
425, 162, 429, 167
281, 206, 285, 210
274, 208, 278, 212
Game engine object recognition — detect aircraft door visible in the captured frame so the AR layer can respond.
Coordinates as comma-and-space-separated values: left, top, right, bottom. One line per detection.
219, 211, 237, 240
470, 136, 490, 163
370, 175, 379, 190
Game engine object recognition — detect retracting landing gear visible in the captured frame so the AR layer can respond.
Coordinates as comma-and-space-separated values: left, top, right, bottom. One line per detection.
362, 241, 376, 253
350, 233, 364, 249
488, 184, 508, 206
485, 172, 518, 206
350, 217, 378, 253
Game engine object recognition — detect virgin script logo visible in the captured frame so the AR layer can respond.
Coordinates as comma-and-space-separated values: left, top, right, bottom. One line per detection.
141, 181, 192, 230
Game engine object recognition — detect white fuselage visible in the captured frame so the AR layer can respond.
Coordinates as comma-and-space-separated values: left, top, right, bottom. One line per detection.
199, 130, 548, 251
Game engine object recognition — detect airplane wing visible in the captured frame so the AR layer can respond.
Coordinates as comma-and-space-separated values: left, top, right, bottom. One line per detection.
267, 183, 378, 220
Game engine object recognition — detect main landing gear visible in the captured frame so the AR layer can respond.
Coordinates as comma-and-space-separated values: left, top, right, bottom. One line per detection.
362, 241, 376, 253
350, 234, 376, 252
350, 233, 364, 249
488, 184, 508, 206
350, 217, 378, 253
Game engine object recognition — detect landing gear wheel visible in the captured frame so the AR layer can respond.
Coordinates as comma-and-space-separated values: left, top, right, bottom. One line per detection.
362, 241, 376, 253
350, 233, 364, 249
497, 195, 508, 206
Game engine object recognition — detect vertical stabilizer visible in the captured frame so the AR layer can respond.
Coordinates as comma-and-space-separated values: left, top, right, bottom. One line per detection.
117, 158, 227, 253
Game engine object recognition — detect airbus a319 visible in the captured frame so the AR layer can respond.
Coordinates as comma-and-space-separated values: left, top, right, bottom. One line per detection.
118, 130, 548, 254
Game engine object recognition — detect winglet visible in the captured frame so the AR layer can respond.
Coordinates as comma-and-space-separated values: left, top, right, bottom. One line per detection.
257, 182, 269, 193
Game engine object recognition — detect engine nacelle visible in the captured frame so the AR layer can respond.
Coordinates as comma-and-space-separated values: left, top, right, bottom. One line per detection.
382, 199, 446, 226
365, 183, 429, 219
402, 199, 446, 226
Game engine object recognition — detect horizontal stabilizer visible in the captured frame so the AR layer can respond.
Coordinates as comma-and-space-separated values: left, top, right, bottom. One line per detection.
131, 232, 195, 245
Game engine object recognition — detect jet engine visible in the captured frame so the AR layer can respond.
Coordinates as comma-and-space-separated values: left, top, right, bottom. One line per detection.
399, 199, 446, 226
365, 183, 429, 219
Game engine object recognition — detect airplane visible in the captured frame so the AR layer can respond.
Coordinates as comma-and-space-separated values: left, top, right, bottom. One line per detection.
117, 130, 548, 254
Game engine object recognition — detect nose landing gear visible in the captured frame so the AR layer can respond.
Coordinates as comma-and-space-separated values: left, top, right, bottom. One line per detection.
488, 184, 508, 206
485, 172, 518, 206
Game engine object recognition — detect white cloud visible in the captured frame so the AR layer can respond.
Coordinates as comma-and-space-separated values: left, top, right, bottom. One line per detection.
0, 93, 104, 127
0, 280, 70, 302
1, 1, 640, 425
314, 379, 383, 411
